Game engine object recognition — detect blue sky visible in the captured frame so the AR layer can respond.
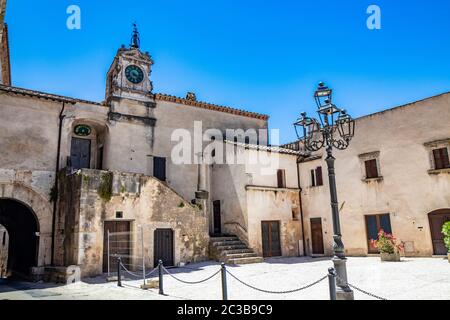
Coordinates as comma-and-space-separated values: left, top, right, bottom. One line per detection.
6, 0, 450, 143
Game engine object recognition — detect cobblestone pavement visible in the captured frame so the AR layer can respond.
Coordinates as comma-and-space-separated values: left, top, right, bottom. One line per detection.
0, 257, 449, 300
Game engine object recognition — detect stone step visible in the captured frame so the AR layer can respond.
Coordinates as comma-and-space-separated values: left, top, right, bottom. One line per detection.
215, 244, 248, 251
220, 249, 254, 255
224, 253, 259, 261
226, 256, 264, 265
213, 240, 244, 247
210, 236, 239, 243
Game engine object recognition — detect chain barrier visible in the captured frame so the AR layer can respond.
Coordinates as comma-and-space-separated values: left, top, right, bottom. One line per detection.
335, 275, 388, 300
226, 269, 328, 295
120, 263, 159, 279
347, 282, 388, 300
162, 266, 222, 285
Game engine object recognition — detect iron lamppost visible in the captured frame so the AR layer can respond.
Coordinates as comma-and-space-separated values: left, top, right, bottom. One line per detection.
294, 82, 356, 300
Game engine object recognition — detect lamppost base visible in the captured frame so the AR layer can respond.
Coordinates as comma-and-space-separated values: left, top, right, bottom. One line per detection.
333, 256, 354, 300
337, 288, 355, 301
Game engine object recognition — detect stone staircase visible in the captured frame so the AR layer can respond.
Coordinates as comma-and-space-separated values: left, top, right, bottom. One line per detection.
209, 235, 264, 265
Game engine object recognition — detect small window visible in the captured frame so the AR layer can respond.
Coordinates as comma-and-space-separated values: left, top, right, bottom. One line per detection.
116, 211, 123, 219
153, 157, 167, 182
311, 167, 323, 187
433, 148, 450, 170
277, 169, 286, 188
292, 209, 299, 221
365, 159, 379, 179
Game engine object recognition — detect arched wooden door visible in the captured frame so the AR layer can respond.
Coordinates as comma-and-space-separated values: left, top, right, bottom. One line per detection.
428, 209, 450, 255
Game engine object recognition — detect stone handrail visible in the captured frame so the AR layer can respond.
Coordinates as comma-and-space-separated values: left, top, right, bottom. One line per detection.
223, 222, 249, 246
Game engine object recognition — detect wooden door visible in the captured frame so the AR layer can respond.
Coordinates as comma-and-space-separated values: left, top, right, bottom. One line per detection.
261, 221, 281, 257
70, 137, 91, 170
153, 157, 166, 182
310, 218, 325, 255
213, 200, 221, 235
103, 221, 131, 273
365, 214, 392, 254
429, 210, 450, 255
154, 229, 174, 267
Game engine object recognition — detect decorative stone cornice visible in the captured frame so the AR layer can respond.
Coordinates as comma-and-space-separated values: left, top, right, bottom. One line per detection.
424, 138, 450, 148
154, 93, 269, 121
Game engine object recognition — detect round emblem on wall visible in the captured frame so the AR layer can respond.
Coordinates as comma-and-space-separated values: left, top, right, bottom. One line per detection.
74, 125, 92, 137
125, 65, 144, 84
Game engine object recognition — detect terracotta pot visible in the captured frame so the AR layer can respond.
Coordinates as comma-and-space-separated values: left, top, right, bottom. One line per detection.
380, 252, 401, 262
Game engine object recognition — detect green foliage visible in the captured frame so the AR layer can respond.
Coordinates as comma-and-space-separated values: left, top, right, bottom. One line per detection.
83, 174, 90, 184
120, 185, 126, 194
178, 202, 185, 208
442, 222, 450, 252
98, 172, 113, 202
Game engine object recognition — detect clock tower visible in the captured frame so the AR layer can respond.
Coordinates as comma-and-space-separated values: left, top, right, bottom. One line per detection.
105, 24, 154, 104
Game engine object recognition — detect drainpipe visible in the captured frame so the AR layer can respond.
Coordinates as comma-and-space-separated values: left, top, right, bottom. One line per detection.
51, 102, 66, 265
296, 155, 307, 256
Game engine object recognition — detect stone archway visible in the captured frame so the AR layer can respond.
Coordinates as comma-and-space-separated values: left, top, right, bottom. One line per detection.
0, 183, 53, 274
0, 199, 39, 278
428, 209, 450, 255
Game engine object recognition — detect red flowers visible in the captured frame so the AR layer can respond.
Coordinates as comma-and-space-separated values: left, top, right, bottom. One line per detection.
371, 229, 405, 254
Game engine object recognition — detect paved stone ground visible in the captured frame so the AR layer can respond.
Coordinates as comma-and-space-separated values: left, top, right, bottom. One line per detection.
0, 257, 449, 300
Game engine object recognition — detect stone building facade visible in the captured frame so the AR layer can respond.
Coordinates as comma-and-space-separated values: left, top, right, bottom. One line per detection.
0, 0, 448, 281
0, 4, 303, 279
293, 93, 450, 258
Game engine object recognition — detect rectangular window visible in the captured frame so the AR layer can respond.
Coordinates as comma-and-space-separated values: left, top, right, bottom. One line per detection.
365, 214, 392, 254
315, 167, 323, 186
365, 159, 379, 179
277, 169, 286, 188
311, 167, 323, 187
433, 148, 450, 170
153, 157, 167, 182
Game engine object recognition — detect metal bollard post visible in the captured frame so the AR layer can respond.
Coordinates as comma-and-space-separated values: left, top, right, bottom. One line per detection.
158, 260, 164, 295
328, 267, 337, 300
117, 257, 122, 287
221, 263, 228, 301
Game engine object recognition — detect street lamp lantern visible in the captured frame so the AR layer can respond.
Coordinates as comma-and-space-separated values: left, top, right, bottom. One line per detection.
294, 82, 356, 300
337, 110, 356, 142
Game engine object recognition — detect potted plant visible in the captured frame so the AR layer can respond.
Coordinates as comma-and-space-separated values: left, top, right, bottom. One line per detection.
442, 221, 450, 263
371, 229, 405, 262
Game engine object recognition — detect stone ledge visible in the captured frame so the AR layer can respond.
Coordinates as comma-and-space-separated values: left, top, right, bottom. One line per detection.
362, 176, 384, 183
428, 168, 450, 175
245, 185, 301, 192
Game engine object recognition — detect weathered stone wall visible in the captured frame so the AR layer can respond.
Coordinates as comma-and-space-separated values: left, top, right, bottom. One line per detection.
246, 188, 302, 257
299, 93, 450, 257
211, 146, 303, 256
58, 169, 209, 277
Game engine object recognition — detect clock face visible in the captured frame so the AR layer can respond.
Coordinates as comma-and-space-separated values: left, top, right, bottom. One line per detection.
125, 65, 144, 84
